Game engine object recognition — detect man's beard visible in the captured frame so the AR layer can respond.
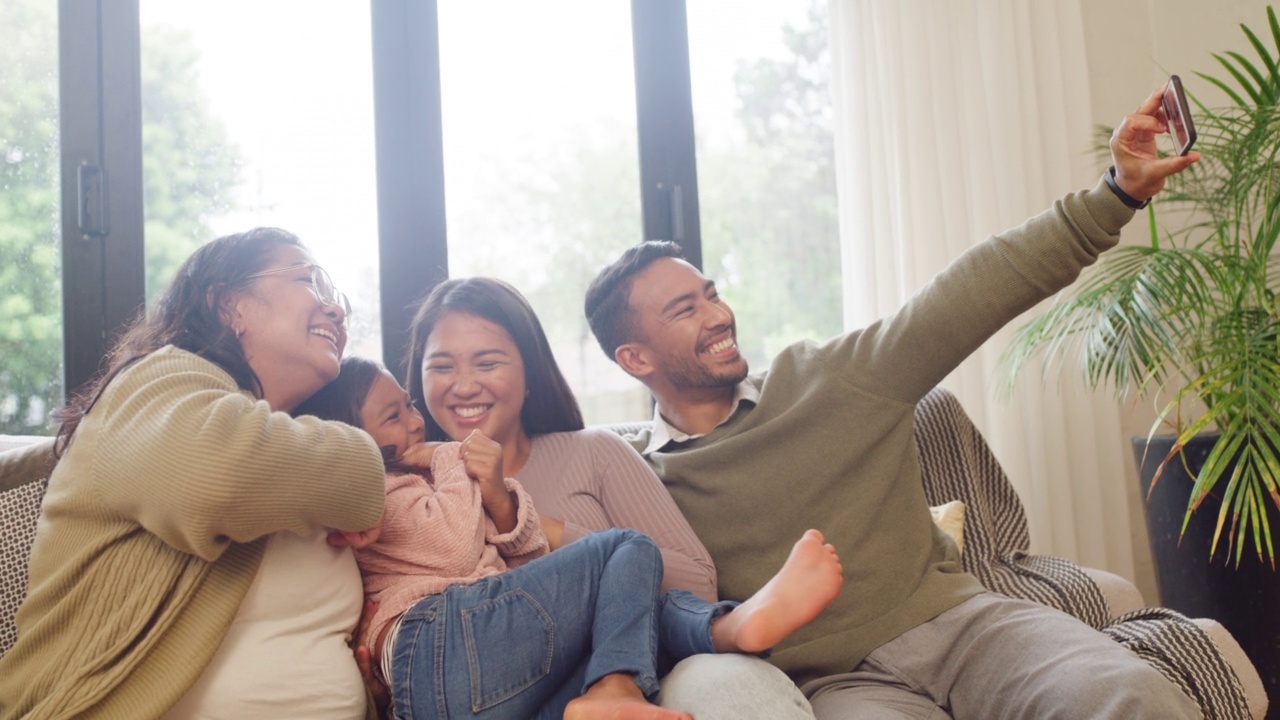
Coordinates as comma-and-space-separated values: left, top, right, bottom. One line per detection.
664, 353, 749, 390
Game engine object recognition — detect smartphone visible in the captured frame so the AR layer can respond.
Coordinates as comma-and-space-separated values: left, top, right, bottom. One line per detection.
1162, 75, 1197, 156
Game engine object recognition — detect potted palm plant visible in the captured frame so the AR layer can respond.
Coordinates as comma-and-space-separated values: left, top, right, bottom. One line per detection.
1001, 6, 1280, 708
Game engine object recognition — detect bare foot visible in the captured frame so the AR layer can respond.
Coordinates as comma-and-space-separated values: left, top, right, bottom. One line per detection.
711, 529, 843, 654
564, 673, 693, 720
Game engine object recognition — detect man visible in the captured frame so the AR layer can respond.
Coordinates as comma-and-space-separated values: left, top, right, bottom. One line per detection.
584, 89, 1202, 718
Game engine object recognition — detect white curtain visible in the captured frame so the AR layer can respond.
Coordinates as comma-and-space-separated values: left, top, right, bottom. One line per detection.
828, 0, 1142, 580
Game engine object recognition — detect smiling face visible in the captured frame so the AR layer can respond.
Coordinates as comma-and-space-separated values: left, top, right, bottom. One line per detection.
421, 311, 528, 449
226, 244, 348, 411
359, 369, 426, 461
620, 257, 749, 394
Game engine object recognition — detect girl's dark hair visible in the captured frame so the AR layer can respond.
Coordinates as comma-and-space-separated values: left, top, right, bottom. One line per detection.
292, 356, 385, 430
52, 227, 304, 456
403, 277, 584, 441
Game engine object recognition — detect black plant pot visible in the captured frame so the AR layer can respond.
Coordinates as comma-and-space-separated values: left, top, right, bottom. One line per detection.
1133, 434, 1280, 718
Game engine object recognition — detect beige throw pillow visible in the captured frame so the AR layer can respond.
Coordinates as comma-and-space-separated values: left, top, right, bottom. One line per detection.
929, 500, 966, 556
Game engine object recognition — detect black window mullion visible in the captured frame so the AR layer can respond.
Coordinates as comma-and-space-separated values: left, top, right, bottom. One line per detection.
370, 0, 449, 376
630, 0, 702, 269
58, 0, 145, 399
99, 0, 146, 364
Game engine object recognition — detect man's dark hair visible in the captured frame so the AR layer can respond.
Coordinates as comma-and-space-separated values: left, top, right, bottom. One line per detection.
583, 241, 686, 361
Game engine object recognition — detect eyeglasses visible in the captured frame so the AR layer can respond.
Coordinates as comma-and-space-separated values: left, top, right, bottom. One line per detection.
244, 262, 351, 314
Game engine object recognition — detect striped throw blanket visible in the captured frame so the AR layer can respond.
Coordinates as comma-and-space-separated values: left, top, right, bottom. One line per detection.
913, 387, 1251, 719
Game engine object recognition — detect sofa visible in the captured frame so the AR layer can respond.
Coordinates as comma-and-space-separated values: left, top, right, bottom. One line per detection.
0, 388, 1268, 718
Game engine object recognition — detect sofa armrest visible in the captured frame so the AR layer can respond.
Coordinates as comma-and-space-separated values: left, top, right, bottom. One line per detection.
1080, 567, 1267, 719
1, 437, 54, 659
1080, 566, 1146, 618
1191, 618, 1269, 720
0, 437, 56, 492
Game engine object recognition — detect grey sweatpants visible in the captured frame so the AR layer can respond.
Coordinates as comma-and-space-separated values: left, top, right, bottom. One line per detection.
803, 592, 1201, 720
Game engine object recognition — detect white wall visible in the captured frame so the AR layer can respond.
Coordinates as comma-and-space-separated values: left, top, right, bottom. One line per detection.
1079, 0, 1272, 601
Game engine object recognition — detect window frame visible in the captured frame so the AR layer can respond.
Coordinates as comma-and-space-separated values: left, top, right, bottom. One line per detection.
59, 0, 147, 398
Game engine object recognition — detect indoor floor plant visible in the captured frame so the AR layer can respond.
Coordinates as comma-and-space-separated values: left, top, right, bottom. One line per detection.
1001, 6, 1280, 711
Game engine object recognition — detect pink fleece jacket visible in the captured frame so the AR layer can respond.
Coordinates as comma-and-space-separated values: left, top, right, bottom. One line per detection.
355, 441, 549, 650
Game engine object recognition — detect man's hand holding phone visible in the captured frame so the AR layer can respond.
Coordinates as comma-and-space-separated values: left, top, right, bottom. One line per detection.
1109, 83, 1200, 205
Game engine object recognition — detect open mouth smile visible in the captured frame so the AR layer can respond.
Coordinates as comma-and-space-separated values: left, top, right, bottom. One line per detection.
701, 335, 737, 356
309, 326, 341, 347
452, 404, 490, 420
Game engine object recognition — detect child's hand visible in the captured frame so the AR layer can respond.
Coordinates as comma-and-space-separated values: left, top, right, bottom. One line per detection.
399, 441, 443, 470
460, 430, 516, 527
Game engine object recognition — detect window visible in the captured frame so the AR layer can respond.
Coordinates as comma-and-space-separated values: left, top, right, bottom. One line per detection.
687, 0, 840, 369
139, 1, 383, 359
0, 0, 62, 434
11, 0, 840, 432
438, 0, 648, 422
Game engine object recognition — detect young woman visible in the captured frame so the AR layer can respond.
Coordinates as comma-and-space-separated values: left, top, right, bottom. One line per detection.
404, 277, 716, 600
401, 277, 824, 718
294, 356, 843, 720
0, 228, 387, 719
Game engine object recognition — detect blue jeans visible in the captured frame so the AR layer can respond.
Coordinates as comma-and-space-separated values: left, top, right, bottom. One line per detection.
388, 528, 737, 720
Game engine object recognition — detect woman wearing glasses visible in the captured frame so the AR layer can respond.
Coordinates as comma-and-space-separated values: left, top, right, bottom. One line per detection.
0, 227, 387, 719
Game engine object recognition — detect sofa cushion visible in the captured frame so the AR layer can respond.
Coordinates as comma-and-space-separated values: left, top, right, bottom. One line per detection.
1, 476, 47, 657
929, 500, 966, 556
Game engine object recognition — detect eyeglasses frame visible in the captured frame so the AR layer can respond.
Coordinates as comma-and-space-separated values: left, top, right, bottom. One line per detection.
243, 261, 351, 315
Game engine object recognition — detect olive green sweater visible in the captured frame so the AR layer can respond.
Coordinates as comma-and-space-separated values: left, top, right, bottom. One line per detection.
0, 346, 386, 719
631, 179, 1134, 686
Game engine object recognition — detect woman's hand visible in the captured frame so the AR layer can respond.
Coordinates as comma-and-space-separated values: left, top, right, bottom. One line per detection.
460, 430, 518, 533
352, 599, 391, 718
540, 516, 566, 550
327, 514, 383, 549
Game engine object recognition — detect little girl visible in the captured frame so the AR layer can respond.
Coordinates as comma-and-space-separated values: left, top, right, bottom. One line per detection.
295, 357, 843, 720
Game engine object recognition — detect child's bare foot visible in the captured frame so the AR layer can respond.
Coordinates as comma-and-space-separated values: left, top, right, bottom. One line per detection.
711, 529, 843, 654
564, 673, 692, 720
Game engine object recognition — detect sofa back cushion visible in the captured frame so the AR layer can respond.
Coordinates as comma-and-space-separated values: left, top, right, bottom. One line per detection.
0, 436, 55, 658
1, 476, 47, 656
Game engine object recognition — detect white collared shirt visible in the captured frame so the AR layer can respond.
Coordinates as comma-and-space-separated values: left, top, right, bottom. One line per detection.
642, 380, 761, 455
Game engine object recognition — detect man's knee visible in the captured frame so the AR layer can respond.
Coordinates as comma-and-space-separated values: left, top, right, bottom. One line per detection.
804, 671, 951, 720
658, 654, 814, 720
1075, 659, 1201, 720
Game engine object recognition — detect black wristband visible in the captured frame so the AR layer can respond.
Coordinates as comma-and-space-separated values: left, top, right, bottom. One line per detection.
1104, 166, 1150, 210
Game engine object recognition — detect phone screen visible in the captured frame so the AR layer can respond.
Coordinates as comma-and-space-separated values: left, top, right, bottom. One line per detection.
1162, 75, 1197, 156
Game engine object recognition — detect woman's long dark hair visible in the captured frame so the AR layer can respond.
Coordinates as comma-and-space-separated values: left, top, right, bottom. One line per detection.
52, 227, 304, 456
403, 277, 584, 442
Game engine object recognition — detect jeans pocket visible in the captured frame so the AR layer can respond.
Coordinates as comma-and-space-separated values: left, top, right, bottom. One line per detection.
460, 588, 555, 711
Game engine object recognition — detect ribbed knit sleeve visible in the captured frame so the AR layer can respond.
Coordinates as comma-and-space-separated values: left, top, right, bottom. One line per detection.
89, 346, 385, 561
485, 476, 549, 569
0, 346, 387, 719
828, 177, 1133, 404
